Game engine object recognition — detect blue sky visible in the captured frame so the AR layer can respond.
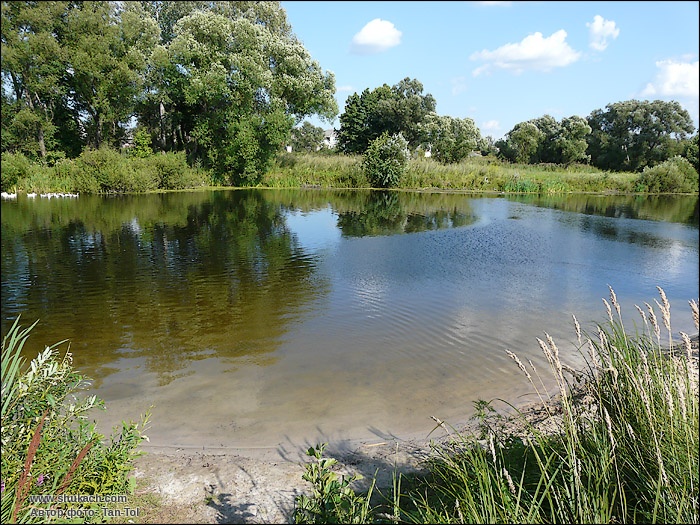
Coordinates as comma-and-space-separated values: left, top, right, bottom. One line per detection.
281, 1, 699, 140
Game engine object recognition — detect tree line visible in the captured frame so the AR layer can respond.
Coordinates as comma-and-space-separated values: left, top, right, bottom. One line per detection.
2, 1, 698, 188
1, 1, 337, 185
322, 78, 698, 174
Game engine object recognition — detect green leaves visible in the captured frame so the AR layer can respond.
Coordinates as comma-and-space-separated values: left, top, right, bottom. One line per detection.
337, 78, 435, 154
363, 132, 410, 188
294, 443, 373, 524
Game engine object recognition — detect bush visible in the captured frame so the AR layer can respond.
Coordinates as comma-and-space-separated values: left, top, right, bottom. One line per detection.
141, 152, 206, 190
1, 152, 32, 191
363, 132, 410, 188
75, 147, 159, 193
634, 156, 699, 193
1, 317, 150, 523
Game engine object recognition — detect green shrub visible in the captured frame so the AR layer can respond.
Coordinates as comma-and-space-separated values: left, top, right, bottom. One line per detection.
293, 443, 374, 524
363, 132, 410, 188
75, 147, 159, 193
128, 129, 154, 159
634, 156, 699, 193
1, 152, 32, 191
144, 151, 206, 190
1, 317, 150, 523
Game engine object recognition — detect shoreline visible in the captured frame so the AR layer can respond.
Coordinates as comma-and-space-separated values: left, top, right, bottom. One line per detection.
123, 334, 698, 524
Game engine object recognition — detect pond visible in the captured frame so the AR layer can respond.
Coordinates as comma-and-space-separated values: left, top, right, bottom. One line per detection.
1, 189, 698, 449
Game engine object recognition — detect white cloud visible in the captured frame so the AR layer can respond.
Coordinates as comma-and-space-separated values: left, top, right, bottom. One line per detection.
641, 59, 700, 128
470, 30, 581, 76
474, 1, 512, 5
481, 120, 500, 133
336, 85, 355, 93
350, 18, 402, 55
641, 59, 699, 98
587, 15, 619, 51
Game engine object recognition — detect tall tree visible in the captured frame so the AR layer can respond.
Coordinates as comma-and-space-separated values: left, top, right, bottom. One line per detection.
291, 122, 325, 152
337, 78, 436, 154
419, 113, 480, 164
557, 115, 591, 165
63, 1, 158, 149
161, 6, 336, 183
1, 1, 68, 158
496, 122, 542, 164
587, 99, 695, 172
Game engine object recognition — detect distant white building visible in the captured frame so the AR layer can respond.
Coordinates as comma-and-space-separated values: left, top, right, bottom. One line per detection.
323, 129, 337, 149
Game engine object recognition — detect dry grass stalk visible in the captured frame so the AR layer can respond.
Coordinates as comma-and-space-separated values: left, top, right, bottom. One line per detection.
56, 440, 95, 495
12, 409, 49, 523
645, 302, 661, 343
635, 304, 648, 330
609, 285, 621, 319
572, 314, 582, 345
690, 299, 699, 331
506, 349, 531, 380
603, 406, 616, 450
603, 298, 613, 324
502, 467, 517, 495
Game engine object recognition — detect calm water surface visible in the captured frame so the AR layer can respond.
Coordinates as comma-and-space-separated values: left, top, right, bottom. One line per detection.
2, 189, 698, 449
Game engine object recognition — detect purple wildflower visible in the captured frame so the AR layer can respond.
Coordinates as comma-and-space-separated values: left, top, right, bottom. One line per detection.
36, 474, 45, 486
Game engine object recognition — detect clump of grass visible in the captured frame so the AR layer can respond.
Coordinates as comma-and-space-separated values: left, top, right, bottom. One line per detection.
294, 287, 699, 524
1, 317, 151, 523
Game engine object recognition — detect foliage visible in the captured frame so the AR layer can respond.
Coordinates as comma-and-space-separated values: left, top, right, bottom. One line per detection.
1, 1, 67, 159
419, 113, 480, 164
129, 129, 154, 158
496, 121, 542, 164
293, 443, 374, 524
1, 1, 336, 184
680, 133, 699, 173
146, 3, 336, 184
292, 122, 326, 153
337, 78, 436, 154
1, 151, 31, 190
634, 155, 699, 193
587, 99, 695, 172
1, 317, 150, 523
497, 115, 591, 166
363, 132, 410, 188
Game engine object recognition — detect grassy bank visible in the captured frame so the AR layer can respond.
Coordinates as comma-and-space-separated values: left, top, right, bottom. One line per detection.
265, 152, 646, 194
4, 149, 697, 196
294, 287, 699, 524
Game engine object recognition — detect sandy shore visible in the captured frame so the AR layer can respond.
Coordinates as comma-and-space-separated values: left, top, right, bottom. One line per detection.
122, 335, 698, 524
127, 428, 451, 523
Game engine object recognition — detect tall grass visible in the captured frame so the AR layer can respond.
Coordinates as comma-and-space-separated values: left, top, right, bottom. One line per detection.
295, 287, 699, 524
1, 317, 150, 523
264, 153, 643, 194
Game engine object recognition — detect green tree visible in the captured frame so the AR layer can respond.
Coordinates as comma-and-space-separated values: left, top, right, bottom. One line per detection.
679, 133, 699, 173
63, 1, 158, 150
1, 1, 68, 159
531, 114, 561, 163
291, 122, 325, 152
419, 113, 480, 164
362, 131, 409, 188
496, 121, 542, 164
587, 99, 695, 172
557, 115, 591, 165
337, 78, 435, 154
147, 4, 336, 183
